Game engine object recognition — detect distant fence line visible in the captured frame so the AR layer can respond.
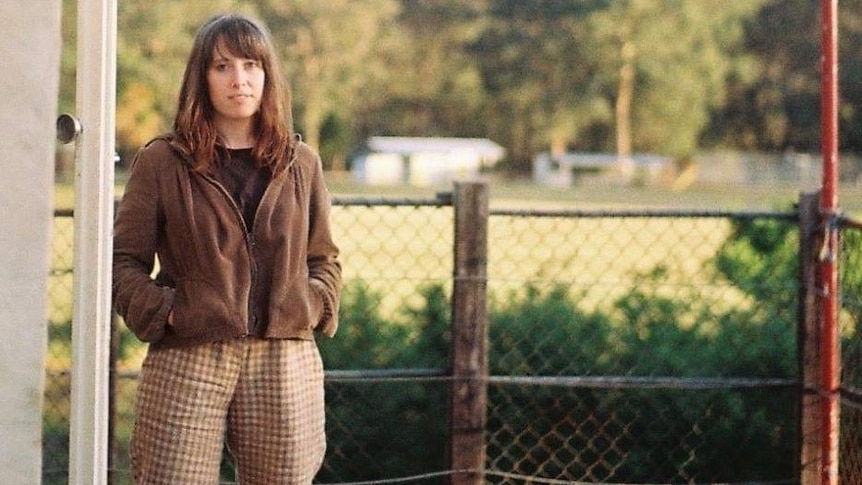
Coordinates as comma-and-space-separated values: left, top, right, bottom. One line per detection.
43, 182, 862, 484
694, 151, 862, 188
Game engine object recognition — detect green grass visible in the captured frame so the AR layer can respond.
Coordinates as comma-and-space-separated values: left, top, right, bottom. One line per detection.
56, 167, 862, 213
48, 172, 851, 326
230, 171, 862, 213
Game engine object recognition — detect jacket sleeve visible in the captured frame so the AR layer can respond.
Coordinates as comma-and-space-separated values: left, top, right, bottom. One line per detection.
305, 149, 342, 337
112, 144, 175, 342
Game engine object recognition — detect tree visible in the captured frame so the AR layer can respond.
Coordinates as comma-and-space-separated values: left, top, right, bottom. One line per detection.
709, 0, 821, 151
473, 1, 610, 171
370, 0, 490, 139
254, 0, 402, 169
471, 1, 763, 173
706, 0, 862, 154
586, 0, 766, 162
839, 0, 862, 153
64, 0, 859, 175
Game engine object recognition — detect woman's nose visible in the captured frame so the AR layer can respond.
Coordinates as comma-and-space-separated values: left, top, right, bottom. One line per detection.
231, 68, 247, 87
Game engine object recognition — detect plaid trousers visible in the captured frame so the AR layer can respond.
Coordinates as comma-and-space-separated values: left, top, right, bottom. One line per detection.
130, 338, 326, 484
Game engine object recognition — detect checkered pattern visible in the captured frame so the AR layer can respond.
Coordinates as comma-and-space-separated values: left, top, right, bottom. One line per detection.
131, 338, 326, 484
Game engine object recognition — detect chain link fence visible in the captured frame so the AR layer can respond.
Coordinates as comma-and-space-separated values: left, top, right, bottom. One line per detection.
839, 215, 862, 485
484, 208, 799, 484
45, 188, 812, 484
44, 209, 74, 485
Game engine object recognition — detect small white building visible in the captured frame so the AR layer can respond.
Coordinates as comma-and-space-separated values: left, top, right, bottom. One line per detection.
533, 152, 672, 186
351, 136, 505, 186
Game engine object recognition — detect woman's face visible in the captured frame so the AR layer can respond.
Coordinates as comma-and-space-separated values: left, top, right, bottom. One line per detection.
206, 41, 265, 127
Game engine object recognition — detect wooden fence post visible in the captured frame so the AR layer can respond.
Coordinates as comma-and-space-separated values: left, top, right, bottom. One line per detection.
799, 191, 821, 485
449, 181, 489, 485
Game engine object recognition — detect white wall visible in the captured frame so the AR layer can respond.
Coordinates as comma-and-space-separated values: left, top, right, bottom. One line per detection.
0, 1, 61, 483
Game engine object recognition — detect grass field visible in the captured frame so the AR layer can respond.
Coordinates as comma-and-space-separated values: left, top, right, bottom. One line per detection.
49, 173, 831, 334
55, 170, 862, 213
47, 172, 830, 356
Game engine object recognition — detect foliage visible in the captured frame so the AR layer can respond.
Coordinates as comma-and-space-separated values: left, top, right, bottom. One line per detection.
841, 0, 862, 151
610, 266, 718, 376
256, 0, 402, 169
59, 0, 862, 176
587, 1, 767, 158
714, 215, 799, 322
489, 283, 614, 376
470, 1, 609, 166
839, 225, 862, 391
312, 213, 805, 482
315, 281, 449, 481
368, 0, 489, 141
318, 281, 407, 368
480, 215, 800, 482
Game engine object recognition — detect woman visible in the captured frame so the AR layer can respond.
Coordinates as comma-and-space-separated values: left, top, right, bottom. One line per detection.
112, 13, 341, 484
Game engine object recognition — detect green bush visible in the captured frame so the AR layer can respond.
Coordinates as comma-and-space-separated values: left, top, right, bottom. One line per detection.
315, 282, 449, 481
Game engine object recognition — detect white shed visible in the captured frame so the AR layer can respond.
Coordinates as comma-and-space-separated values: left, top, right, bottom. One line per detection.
351, 136, 505, 186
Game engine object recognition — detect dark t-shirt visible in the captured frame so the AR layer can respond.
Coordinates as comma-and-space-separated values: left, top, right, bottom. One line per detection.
212, 147, 272, 336
213, 148, 271, 231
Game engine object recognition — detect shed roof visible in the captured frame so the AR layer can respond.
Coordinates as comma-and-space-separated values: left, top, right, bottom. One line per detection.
366, 136, 505, 159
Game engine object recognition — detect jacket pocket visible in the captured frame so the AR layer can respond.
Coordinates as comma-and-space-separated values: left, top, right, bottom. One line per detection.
306, 279, 326, 328
171, 277, 238, 338
272, 277, 318, 332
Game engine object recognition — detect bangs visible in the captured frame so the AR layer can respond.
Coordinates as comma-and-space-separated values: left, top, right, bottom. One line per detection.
207, 18, 269, 63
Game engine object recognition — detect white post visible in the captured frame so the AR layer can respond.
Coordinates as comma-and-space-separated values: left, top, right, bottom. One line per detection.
69, 0, 117, 483
0, 2, 62, 484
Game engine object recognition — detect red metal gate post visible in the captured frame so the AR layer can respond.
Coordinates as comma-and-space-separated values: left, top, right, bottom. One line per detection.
818, 1, 840, 484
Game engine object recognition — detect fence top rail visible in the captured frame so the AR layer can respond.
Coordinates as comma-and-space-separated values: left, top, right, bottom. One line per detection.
332, 192, 452, 208
490, 207, 799, 220
839, 213, 862, 230
79, 368, 803, 391
488, 375, 798, 390
57, 199, 799, 220
325, 368, 446, 382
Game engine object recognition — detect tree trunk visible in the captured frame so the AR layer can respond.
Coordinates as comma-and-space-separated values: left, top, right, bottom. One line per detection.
615, 41, 636, 182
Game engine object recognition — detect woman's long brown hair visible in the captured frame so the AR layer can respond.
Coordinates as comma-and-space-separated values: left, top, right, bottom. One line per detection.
172, 14, 294, 174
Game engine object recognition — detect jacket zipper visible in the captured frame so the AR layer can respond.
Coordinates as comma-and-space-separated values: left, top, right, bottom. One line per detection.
202, 175, 258, 337
200, 139, 298, 337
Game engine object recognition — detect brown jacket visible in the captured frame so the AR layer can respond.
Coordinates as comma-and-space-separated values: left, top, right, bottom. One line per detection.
112, 137, 341, 349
